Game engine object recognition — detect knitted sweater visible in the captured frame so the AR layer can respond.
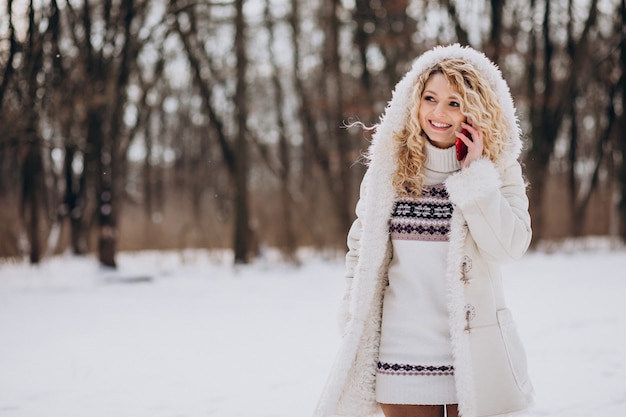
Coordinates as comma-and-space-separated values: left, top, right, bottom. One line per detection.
376, 141, 461, 405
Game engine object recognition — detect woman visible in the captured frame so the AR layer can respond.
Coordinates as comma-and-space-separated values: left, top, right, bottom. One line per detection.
314, 44, 534, 417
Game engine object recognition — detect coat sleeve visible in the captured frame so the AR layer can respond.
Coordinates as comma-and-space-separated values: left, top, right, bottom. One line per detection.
345, 169, 370, 281
339, 170, 369, 333
345, 203, 363, 281
445, 157, 532, 262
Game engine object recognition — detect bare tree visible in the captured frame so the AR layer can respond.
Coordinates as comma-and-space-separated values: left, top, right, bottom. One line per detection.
320, 0, 352, 237
263, 0, 297, 260
1, 0, 625, 262
524, 0, 599, 243
61, 0, 145, 266
171, 0, 254, 263
232, 0, 252, 263
18, 0, 52, 263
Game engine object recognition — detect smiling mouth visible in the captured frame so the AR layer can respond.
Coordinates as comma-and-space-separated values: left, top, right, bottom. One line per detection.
430, 120, 452, 129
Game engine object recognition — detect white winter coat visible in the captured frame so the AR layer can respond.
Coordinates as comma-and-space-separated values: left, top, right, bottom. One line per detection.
314, 45, 534, 417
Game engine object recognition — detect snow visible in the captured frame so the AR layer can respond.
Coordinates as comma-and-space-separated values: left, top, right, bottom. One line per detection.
1, 245, 625, 417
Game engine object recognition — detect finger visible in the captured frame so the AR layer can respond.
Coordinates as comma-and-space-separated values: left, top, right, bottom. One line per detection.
461, 121, 479, 137
455, 129, 473, 146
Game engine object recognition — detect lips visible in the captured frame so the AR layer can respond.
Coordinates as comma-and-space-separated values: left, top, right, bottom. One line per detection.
430, 120, 452, 129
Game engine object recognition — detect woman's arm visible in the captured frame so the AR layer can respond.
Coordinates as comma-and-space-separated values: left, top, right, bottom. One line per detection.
445, 157, 532, 261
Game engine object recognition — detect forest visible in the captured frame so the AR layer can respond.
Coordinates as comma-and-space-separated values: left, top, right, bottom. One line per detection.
0, 0, 624, 266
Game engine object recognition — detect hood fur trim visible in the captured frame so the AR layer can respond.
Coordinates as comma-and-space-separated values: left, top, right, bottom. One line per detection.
369, 43, 522, 162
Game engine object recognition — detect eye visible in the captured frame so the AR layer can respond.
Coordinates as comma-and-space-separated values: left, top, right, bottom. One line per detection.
449, 100, 460, 107
423, 95, 436, 102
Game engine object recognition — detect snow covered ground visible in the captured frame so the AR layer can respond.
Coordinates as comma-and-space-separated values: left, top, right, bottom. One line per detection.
1, 244, 625, 417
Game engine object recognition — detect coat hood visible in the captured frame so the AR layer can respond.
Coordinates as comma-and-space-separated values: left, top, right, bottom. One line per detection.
369, 44, 523, 164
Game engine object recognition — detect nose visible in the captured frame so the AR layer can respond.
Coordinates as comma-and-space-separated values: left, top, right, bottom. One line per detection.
433, 101, 446, 117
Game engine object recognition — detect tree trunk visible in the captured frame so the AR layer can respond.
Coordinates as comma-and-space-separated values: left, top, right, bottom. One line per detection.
487, 0, 504, 62
265, 0, 297, 261
97, 0, 136, 268
21, 144, 44, 263
97, 147, 117, 268
20, 0, 46, 263
619, 0, 626, 240
233, 0, 251, 263
63, 145, 88, 254
85, 107, 116, 267
321, 0, 352, 239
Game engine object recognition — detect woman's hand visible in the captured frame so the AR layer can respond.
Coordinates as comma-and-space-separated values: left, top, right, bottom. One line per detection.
456, 118, 484, 168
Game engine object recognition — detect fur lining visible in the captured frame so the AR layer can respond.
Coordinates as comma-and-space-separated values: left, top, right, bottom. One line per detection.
445, 158, 502, 208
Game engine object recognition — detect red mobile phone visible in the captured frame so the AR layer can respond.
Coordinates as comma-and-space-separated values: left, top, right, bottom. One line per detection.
456, 128, 472, 161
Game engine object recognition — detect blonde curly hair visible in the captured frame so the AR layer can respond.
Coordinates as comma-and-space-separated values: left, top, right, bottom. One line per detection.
393, 59, 510, 197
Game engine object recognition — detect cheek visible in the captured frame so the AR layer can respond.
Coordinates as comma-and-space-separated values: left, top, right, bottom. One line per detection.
417, 106, 427, 124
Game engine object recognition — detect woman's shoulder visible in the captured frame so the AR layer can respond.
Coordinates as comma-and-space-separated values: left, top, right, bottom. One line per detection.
494, 153, 524, 174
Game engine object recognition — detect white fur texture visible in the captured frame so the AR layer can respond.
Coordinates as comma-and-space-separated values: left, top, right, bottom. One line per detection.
445, 158, 502, 207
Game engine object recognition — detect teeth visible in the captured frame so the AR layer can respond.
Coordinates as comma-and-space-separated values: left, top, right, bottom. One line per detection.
431, 121, 450, 128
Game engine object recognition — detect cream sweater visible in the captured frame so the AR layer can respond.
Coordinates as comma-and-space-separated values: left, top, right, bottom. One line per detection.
376, 142, 461, 405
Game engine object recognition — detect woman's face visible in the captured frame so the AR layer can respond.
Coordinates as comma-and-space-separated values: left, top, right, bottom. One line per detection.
418, 73, 465, 149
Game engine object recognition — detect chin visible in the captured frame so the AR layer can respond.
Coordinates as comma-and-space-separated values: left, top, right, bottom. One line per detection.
429, 139, 454, 149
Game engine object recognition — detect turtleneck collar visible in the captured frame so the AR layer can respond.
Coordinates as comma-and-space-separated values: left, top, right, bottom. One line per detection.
425, 140, 462, 174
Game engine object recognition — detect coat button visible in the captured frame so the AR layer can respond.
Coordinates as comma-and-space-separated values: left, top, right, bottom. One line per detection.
460, 255, 472, 284
463, 304, 476, 333
464, 304, 476, 320
462, 255, 472, 272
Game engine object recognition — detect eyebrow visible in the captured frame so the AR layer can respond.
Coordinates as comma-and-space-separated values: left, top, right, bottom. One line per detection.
423, 89, 458, 100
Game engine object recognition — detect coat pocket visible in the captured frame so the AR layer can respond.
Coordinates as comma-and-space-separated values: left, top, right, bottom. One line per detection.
468, 308, 533, 417
497, 308, 532, 393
